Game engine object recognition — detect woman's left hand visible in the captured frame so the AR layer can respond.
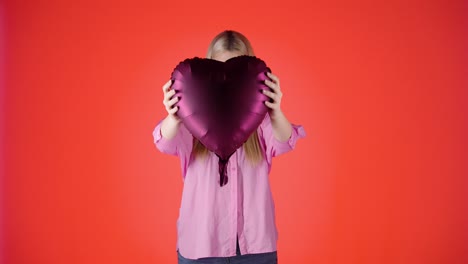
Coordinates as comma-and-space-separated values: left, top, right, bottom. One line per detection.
263, 72, 283, 114
262, 71, 293, 140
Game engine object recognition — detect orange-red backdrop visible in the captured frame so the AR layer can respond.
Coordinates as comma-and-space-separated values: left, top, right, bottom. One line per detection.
2, 1, 468, 263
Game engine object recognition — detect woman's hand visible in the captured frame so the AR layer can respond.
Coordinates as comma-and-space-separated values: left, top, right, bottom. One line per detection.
263, 72, 283, 117
262, 72, 293, 141
162, 79, 180, 121
160, 79, 181, 139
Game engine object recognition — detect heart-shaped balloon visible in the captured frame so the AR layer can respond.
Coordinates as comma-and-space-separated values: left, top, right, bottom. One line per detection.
170, 55, 272, 186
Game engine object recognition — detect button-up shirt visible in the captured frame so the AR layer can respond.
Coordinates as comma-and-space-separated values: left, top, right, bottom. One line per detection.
152, 113, 305, 259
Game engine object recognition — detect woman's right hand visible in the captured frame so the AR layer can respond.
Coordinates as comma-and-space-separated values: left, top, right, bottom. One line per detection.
160, 79, 181, 139
162, 79, 180, 120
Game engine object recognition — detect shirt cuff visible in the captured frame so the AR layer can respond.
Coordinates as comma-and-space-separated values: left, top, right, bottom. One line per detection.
153, 121, 179, 155
272, 123, 306, 152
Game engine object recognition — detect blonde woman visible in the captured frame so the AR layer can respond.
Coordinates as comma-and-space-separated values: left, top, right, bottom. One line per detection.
153, 30, 306, 264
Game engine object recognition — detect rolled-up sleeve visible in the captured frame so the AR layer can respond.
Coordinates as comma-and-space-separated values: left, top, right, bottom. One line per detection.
152, 120, 193, 179
152, 120, 192, 155
259, 114, 306, 162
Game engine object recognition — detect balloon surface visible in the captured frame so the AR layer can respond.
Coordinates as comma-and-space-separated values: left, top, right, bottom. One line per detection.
170, 55, 272, 186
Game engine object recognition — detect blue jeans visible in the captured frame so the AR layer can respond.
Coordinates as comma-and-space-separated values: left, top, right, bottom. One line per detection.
177, 236, 278, 264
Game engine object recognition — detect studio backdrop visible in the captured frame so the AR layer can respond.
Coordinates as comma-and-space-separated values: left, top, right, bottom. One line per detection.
1, 1, 467, 263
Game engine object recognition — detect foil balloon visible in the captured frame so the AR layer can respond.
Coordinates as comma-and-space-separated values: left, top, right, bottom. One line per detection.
170, 55, 272, 186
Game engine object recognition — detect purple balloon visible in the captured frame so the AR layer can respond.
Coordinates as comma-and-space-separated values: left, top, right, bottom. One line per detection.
170, 55, 272, 186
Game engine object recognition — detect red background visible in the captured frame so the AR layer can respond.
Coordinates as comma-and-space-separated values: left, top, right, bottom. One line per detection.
2, 1, 468, 263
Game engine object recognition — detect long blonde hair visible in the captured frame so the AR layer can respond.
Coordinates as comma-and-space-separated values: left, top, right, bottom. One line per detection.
192, 30, 264, 165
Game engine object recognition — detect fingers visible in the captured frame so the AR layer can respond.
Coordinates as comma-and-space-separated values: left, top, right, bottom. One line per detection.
266, 72, 280, 87
264, 79, 281, 107
264, 100, 280, 110
265, 100, 275, 109
162, 79, 172, 92
167, 105, 178, 115
163, 93, 178, 109
164, 88, 176, 101
164, 98, 179, 115
263, 72, 282, 110
264, 77, 281, 93
262, 89, 277, 101
167, 96, 178, 107
263, 90, 282, 111
162, 79, 179, 115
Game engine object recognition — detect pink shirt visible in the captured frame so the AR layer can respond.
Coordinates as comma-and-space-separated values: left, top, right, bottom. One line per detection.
152, 113, 305, 259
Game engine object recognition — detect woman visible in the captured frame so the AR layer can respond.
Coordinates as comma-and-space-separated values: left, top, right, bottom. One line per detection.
153, 30, 305, 264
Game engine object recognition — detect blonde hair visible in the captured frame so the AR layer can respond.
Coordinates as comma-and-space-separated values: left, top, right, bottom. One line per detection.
192, 30, 264, 165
